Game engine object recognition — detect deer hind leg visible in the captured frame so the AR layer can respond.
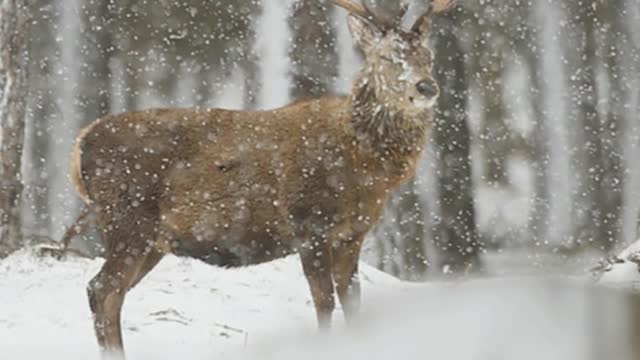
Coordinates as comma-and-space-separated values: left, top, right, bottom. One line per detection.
87, 214, 161, 357
332, 240, 362, 324
299, 239, 335, 330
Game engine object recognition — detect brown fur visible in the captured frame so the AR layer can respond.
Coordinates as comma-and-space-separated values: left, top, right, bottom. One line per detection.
74, 3, 450, 356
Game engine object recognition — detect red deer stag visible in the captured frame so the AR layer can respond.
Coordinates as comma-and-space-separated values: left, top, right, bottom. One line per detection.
70, 0, 455, 356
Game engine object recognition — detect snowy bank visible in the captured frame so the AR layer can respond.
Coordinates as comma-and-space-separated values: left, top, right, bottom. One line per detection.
0, 250, 410, 359
2, 250, 640, 359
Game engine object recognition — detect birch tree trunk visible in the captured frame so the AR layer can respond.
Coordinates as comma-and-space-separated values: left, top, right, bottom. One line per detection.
0, 0, 29, 257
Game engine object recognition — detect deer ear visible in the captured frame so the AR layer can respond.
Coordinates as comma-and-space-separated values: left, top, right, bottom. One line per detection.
411, 15, 432, 37
347, 14, 382, 52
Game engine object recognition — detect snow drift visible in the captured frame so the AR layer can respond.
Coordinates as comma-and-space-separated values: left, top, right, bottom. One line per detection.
2, 249, 640, 359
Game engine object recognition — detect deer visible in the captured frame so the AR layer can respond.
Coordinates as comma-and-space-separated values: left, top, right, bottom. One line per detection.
68, 0, 455, 357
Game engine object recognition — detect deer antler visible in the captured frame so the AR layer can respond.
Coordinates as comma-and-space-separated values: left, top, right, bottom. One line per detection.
431, 0, 457, 14
330, 0, 455, 31
402, 0, 457, 32
329, 0, 372, 20
329, 0, 405, 29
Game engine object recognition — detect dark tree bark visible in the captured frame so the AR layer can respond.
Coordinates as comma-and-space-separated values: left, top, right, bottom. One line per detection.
0, 0, 30, 257
563, 1, 608, 251
592, 0, 627, 250
430, 10, 483, 275
79, 0, 113, 121
466, 3, 513, 188
475, 48, 510, 187
527, 59, 551, 245
196, 67, 214, 108
288, 0, 338, 99
242, 44, 261, 110
372, 177, 429, 279
240, 5, 261, 110
112, 0, 141, 112
398, 178, 429, 278
122, 58, 140, 111
25, 2, 57, 236
522, 4, 550, 245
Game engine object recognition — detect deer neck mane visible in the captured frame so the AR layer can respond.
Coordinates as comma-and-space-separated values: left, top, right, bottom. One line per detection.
348, 78, 431, 160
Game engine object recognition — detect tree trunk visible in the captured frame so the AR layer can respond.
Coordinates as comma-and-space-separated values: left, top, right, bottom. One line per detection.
372, 177, 429, 280
288, 0, 338, 99
242, 54, 261, 110
79, 0, 113, 122
241, 6, 261, 110
593, 0, 626, 251
25, 2, 56, 236
430, 9, 483, 275
123, 60, 139, 111
564, 1, 605, 250
476, 49, 510, 187
0, 0, 30, 257
524, 4, 550, 245
527, 57, 551, 245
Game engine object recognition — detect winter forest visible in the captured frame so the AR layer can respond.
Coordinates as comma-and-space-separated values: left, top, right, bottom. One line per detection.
2, 0, 640, 358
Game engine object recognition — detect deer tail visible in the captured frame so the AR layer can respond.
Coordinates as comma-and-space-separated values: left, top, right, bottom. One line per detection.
60, 204, 92, 250
69, 124, 94, 204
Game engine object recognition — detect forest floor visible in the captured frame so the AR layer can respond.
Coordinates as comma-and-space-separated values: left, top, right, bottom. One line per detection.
1, 247, 640, 359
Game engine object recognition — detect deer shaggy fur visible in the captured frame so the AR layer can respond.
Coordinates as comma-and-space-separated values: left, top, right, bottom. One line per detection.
68, 0, 455, 356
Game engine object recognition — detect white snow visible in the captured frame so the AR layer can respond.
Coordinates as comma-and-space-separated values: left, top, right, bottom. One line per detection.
0, 249, 410, 359
598, 240, 640, 289
2, 249, 640, 359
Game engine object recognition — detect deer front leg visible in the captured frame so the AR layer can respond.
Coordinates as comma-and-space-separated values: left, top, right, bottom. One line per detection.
299, 240, 335, 330
332, 239, 362, 323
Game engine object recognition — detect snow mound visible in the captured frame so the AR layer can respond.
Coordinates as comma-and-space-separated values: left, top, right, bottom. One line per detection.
597, 241, 640, 289
237, 278, 638, 360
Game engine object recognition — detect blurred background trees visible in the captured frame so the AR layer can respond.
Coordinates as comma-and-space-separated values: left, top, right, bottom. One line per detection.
0, 0, 30, 257
2, 0, 639, 280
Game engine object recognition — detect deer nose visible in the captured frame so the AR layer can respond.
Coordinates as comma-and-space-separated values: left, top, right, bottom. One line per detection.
416, 80, 438, 98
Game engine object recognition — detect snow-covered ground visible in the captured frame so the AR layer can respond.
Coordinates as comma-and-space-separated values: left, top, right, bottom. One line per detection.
598, 240, 640, 289
2, 248, 640, 359
0, 249, 411, 359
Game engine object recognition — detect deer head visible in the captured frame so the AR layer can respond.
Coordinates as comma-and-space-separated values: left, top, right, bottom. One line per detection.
332, 0, 455, 117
